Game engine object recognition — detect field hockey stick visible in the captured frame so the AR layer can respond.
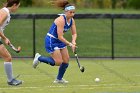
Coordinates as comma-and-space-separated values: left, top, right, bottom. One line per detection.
9, 43, 21, 53
74, 48, 85, 73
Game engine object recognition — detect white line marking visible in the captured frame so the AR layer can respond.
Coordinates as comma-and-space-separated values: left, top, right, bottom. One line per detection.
0, 87, 38, 90
0, 84, 140, 90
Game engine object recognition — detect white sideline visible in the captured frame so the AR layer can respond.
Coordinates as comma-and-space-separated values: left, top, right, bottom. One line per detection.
0, 84, 140, 90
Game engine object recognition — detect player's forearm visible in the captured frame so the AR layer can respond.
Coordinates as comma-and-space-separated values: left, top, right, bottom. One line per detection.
0, 31, 6, 40
72, 34, 77, 42
0, 20, 3, 26
0, 22, 2, 26
0, 16, 3, 25
58, 36, 72, 46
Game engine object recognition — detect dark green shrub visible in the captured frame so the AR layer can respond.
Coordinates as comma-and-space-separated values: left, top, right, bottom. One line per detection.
128, 0, 140, 9
20, 0, 32, 7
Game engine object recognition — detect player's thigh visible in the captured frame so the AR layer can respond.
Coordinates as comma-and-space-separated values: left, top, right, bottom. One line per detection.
0, 44, 12, 61
51, 49, 63, 65
60, 47, 70, 63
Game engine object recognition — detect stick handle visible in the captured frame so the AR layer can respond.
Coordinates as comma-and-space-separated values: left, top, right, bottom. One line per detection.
9, 43, 17, 50
75, 54, 81, 68
74, 48, 81, 68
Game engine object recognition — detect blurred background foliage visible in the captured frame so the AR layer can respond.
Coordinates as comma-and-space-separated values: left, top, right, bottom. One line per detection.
0, 0, 140, 9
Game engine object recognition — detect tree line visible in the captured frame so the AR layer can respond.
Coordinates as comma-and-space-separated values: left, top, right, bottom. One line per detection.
0, 0, 140, 9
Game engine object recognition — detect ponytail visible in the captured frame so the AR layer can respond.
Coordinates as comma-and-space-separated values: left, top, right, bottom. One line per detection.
54, 0, 70, 10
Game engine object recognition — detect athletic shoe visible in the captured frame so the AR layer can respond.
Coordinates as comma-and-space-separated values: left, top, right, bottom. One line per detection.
7, 79, 22, 86
53, 78, 68, 84
33, 53, 41, 68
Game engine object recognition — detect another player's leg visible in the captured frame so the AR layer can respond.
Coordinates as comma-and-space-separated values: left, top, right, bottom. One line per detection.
0, 45, 22, 86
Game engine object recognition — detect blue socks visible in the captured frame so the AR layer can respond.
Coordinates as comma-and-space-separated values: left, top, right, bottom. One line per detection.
38, 56, 69, 80
38, 56, 55, 66
57, 63, 69, 80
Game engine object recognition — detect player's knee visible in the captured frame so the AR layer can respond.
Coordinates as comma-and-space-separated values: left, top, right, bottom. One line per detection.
63, 56, 70, 63
54, 56, 69, 66
55, 59, 63, 66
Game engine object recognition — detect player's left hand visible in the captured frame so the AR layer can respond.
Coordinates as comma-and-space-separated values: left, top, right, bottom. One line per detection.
72, 41, 76, 45
4, 38, 10, 45
71, 44, 77, 53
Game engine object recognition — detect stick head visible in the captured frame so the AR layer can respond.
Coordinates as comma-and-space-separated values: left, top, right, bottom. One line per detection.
80, 66, 85, 73
16, 46, 21, 53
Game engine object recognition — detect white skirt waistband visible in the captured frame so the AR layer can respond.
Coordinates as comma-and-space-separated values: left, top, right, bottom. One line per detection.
47, 33, 57, 39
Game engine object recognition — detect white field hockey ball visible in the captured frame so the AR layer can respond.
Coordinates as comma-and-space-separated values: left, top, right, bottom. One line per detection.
95, 78, 100, 82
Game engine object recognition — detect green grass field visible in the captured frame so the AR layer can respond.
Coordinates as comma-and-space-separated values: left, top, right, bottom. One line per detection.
0, 59, 140, 93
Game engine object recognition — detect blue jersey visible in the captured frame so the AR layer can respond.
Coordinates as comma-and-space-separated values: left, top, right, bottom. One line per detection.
48, 15, 73, 38
45, 15, 73, 53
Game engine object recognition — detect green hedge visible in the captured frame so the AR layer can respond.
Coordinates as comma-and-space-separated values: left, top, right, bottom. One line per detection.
128, 0, 140, 9
1, 0, 140, 9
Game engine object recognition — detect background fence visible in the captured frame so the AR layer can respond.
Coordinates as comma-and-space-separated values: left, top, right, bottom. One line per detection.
5, 14, 140, 59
